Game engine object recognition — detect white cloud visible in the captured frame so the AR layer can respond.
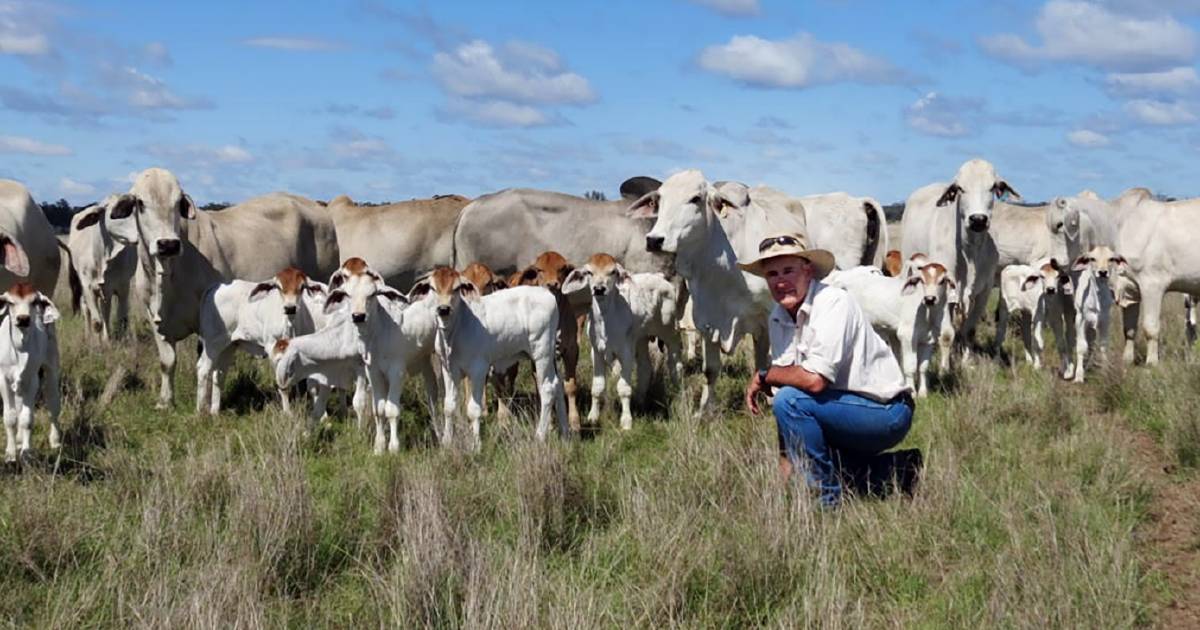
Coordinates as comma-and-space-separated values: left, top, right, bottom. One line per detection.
1066, 129, 1111, 147
0, 134, 71, 155
242, 37, 342, 51
980, 1, 1197, 72
440, 98, 554, 128
697, 32, 908, 89
105, 66, 213, 111
143, 142, 256, 168
1103, 66, 1200, 96
1124, 98, 1197, 124
687, 0, 760, 17
904, 92, 980, 137
0, 2, 51, 56
57, 177, 95, 196
432, 40, 595, 105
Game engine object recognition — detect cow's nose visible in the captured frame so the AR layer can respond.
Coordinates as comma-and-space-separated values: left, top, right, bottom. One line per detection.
593, 286, 606, 296
1047, 287, 1056, 294
283, 305, 297, 316
967, 215, 989, 232
155, 239, 181, 256
646, 236, 664, 252
15, 315, 30, 328
436, 305, 451, 317
351, 312, 366, 323
923, 295, 936, 305
1098, 270, 1108, 278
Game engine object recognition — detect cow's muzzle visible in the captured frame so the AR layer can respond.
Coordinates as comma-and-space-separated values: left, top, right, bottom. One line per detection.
155, 239, 181, 257
1046, 287, 1056, 294
923, 295, 936, 306
351, 312, 366, 324
593, 286, 606, 296
646, 236, 664, 252
967, 215, 989, 232
283, 305, 297, 316
1098, 270, 1109, 278
436, 305, 451, 317
15, 315, 30, 329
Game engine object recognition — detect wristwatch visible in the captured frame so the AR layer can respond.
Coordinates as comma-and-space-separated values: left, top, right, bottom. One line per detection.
757, 369, 769, 388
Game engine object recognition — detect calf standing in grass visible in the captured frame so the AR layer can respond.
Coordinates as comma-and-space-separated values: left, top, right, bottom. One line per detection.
824, 257, 957, 398
409, 266, 567, 449
996, 260, 1070, 370
510, 251, 582, 430
1070, 246, 1125, 382
0, 283, 61, 462
561, 253, 682, 430
196, 267, 327, 416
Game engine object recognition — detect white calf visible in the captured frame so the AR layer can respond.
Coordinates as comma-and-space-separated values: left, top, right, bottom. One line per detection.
1069, 246, 1125, 382
825, 259, 957, 397
996, 261, 1068, 369
0, 284, 61, 461
196, 267, 326, 415
66, 198, 135, 341
271, 316, 372, 435
409, 266, 567, 449
562, 253, 682, 430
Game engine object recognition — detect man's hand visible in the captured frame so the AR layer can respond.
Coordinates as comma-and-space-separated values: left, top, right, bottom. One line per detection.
745, 370, 765, 415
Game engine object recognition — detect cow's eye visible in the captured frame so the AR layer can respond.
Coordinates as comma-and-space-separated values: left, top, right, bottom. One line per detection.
689, 195, 702, 205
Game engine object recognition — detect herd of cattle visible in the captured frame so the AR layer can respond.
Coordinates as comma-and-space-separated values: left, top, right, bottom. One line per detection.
0, 158, 1195, 459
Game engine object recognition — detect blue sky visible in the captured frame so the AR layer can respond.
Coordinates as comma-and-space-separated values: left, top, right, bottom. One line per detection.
1, 0, 1198, 206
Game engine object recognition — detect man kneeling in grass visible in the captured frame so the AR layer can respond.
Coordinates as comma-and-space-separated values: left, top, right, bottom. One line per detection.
742, 234, 922, 508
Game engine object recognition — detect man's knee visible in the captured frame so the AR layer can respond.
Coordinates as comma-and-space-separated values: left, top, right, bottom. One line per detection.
772, 386, 815, 419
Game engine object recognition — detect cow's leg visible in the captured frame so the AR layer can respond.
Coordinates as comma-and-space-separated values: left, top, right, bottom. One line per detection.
208, 348, 233, 416
916, 339, 933, 399
589, 351, 606, 424
307, 380, 331, 428
113, 288, 130, 339
1139, 283, 1167, 365
1073, 320, 1089, 383
1186, 295, 1198, 349
1019, 312, 1035, 367
467, 373, 486, 452
2, 381, 15, 462
418, 361, 441, 444
1031, 310, 1045, 370
664, 330, 683, 384
493, 364, 518, 425
195, 341, 215, 415
616, 347, 636, 431
633, 339, 652, 404
98, 289, 113, 342
1122, 303, 1139, 364
15, 372, 36, 455
42, 346, 62, 450
560, 317, 581, 433
898, 330, 919, 397
938, 309, 955, 373
368, 367, 388, 455
697, 338, 721, 416
153, 333, 176, 410
533, 351, 568, 441
386, 369, 404, 453
993, 300, 1009, 360
440, 368, 457, 448
352, 373, 371, 432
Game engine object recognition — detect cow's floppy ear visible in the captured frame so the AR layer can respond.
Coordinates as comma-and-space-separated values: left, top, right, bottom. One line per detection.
328, 271, 347, 290
455, 279, 480, 301
109, 194, 140, 219
407, 279, 433, 301
1072, 256, 1091, 272
0, 235, 29, 277
615, 263, 632, 285
561, 268, 590, 294
372, 288, 408, 304
34, 294, 59, 324
936, 183, 962, 207
323, 290, 349, 314
519, 266, 540, 285
708, 182, 750, 218
901, 276, 921, 296
249, 281, 278, 301
74, 206, 105, 230
178, 193, 197, 220
626, 191, 660, 220
304, 281, 327, 296
943, 279, 959, 304
993, 180, 1021, 201
488, 278, 508, 293
1022, 275, 1042, 292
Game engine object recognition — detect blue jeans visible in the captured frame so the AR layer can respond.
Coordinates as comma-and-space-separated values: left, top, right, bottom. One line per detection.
773, 387, 913, 507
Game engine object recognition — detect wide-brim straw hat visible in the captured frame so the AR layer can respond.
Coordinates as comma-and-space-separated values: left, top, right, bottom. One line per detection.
738, 233, 836, 279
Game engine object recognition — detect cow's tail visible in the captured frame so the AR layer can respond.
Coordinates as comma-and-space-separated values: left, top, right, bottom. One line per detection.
862, 199, 887, 267
57, 240, 82, 315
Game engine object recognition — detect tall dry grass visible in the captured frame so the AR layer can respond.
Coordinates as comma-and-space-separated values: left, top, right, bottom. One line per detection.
0, 284, 1192, 627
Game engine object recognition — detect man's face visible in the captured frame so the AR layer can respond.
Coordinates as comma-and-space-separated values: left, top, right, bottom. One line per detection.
762, 255, 813, 312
